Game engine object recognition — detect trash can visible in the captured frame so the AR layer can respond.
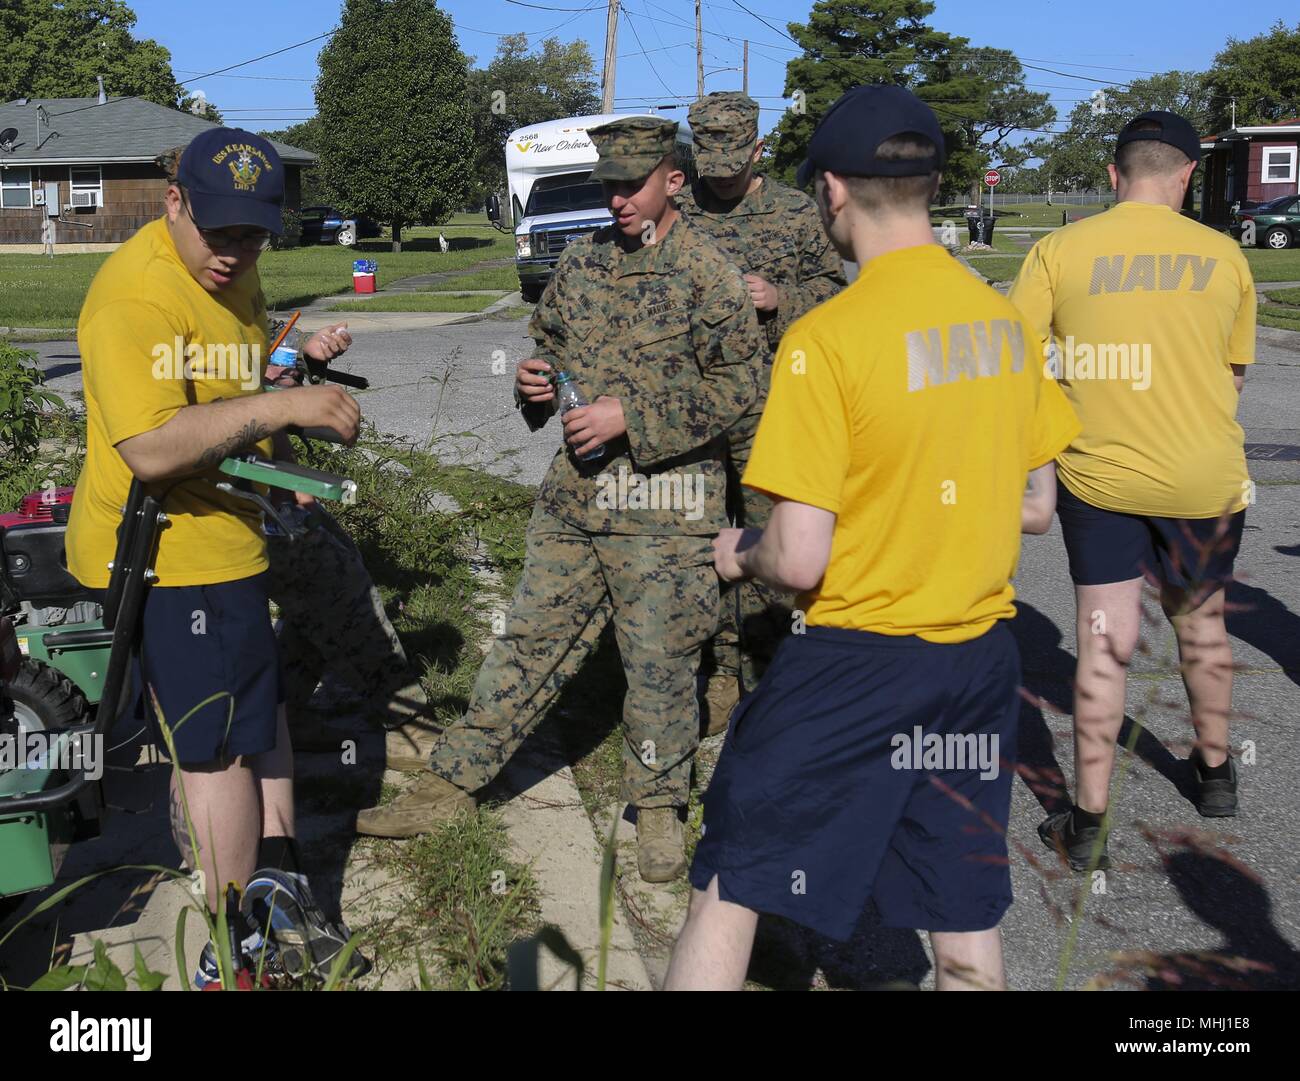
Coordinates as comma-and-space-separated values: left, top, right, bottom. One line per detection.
352, 258, 377, 293
965, 211, 995, 245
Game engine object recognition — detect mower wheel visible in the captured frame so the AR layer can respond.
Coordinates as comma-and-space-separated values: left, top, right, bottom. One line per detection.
5, 659, 91, 734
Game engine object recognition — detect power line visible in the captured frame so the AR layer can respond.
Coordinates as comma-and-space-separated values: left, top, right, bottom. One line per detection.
502, 0, 602, 10
622, 8, 689, 101
727, 0, 797, 46
617, 41, 694, 59
176, 70, 314, 83
53, 29, 339, 118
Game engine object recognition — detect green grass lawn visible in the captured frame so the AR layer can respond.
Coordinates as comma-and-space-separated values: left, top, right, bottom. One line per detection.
0, 223, 514, 328
423, 265, 520, 292
1243, 248, 1300, 283
264, 229, 512, 312
327, 291, 507, 313
932, 201, 1109, 230
1260, 286, 1300, 332
964, 254, 1027, 284
997, 202, 1109, 228
0, 253, 111, 328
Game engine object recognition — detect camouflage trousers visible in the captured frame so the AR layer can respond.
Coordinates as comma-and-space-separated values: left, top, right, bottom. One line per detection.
427, 505, 719, 809
265, 504, 408, 711
708, 407, 794, 693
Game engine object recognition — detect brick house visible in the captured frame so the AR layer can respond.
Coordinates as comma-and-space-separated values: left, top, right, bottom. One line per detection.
1199, 117, 1300, 228
0, 96, 315, 251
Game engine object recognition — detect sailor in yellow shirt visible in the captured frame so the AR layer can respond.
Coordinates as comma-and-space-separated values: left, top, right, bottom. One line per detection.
66, 128, 361, 985
1009, 112, 1252, 871
664, 87, 1079, 992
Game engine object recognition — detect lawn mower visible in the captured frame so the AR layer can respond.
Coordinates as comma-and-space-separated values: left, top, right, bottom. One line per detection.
0, 351, 368, 903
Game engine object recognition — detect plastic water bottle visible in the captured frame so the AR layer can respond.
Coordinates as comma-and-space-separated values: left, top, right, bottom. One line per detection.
554, 370, 605, 462
268, 324, 305, 369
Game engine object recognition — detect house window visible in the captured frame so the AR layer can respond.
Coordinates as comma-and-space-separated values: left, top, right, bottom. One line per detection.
68, 165, 103, 207
1262, 146, 1298, 185
1, 166, 32, 208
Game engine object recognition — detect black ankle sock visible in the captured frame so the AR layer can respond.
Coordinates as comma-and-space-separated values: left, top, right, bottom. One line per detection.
257, 836, 302, 876
1071, 806, 1105, 832
1196, 753, 1233, 780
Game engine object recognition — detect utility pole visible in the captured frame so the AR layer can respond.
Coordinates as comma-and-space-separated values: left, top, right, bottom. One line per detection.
601, 0, 619, 114
743, 40, 749, 95
696, 0, 704, 100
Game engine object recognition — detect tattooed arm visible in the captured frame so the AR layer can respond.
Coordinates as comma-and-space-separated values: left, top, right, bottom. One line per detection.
116, 385, 359, 483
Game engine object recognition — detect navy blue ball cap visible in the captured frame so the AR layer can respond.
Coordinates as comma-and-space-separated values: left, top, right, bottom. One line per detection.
177, 127, 285, 235
1117, 110, 1201, 166
796, 84, 946, 188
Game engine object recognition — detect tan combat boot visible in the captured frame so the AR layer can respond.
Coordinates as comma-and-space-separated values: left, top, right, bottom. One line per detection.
355, 773, 475, 838
637, 807, 686, 883
384, 721, 441, 772
701, 671, 740, 738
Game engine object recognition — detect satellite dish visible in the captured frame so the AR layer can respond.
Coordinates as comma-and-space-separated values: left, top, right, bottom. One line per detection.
0, 127, 18, 151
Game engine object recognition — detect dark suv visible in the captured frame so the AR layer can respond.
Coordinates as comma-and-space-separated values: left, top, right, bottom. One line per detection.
298, 206, 381, 246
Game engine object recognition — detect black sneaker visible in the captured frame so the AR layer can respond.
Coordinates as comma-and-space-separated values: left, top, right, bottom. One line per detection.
1038, 809, 1111, 872
242, 868, 371, 982
1192, 753, 1239, 818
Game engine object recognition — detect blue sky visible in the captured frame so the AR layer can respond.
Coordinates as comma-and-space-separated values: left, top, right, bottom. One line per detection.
129, 0, 1290, 137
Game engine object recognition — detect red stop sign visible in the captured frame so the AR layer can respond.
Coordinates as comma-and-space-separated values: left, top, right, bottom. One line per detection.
984, 169, 1001, 187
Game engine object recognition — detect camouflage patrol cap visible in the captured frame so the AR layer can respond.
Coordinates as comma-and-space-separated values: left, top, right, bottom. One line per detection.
589, 116, 679, 181
688, 92, 760, 178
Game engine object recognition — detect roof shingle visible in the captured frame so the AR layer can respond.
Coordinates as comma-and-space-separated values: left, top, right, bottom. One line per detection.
0, 96, 315, 166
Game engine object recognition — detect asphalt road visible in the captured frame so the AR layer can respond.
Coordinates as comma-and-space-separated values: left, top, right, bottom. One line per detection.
24, 317, 1300, 990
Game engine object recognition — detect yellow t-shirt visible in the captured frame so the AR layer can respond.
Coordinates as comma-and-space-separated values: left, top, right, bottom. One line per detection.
1008, 201, 1255, 518
744, 244, 1079, 644
67, 217, 274, 589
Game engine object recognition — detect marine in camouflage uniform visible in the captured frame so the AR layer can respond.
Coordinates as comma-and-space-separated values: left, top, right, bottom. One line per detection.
264, 502, 411, 748
356, 117, 763, 881
682, 92, 846, 715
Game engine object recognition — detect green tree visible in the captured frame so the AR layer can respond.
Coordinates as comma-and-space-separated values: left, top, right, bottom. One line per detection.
924, 47, 1055, 202
260, 118, 333, 206
1204, 21, 1300, 130
315, 0, 474, 252
183, 94, 224, 125
768, 0, 960, 186
1027, 71, 1208, 193
465, 33, 599, 210
0, 0, 186, 106
766, 1, 1046, 202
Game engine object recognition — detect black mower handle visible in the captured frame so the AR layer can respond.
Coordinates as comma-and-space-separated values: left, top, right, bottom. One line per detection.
0, 721, 98, 814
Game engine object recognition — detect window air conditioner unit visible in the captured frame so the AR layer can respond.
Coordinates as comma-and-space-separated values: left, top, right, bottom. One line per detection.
70, 190, 98, 207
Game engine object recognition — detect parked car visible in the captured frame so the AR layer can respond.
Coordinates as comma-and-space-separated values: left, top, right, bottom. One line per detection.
1231, 194, 1300, 249
298, 205, 381, 246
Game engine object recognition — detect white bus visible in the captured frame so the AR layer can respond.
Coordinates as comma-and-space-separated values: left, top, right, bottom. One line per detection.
487, 113, 693, 302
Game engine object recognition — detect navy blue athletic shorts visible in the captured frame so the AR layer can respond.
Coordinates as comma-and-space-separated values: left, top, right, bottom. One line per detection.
690, 622, 1021, 941
1056, 482, 1244, 591
136, 572, 283, 765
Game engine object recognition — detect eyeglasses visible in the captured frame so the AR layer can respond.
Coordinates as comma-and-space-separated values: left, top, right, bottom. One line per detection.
179, 190, 272, 252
